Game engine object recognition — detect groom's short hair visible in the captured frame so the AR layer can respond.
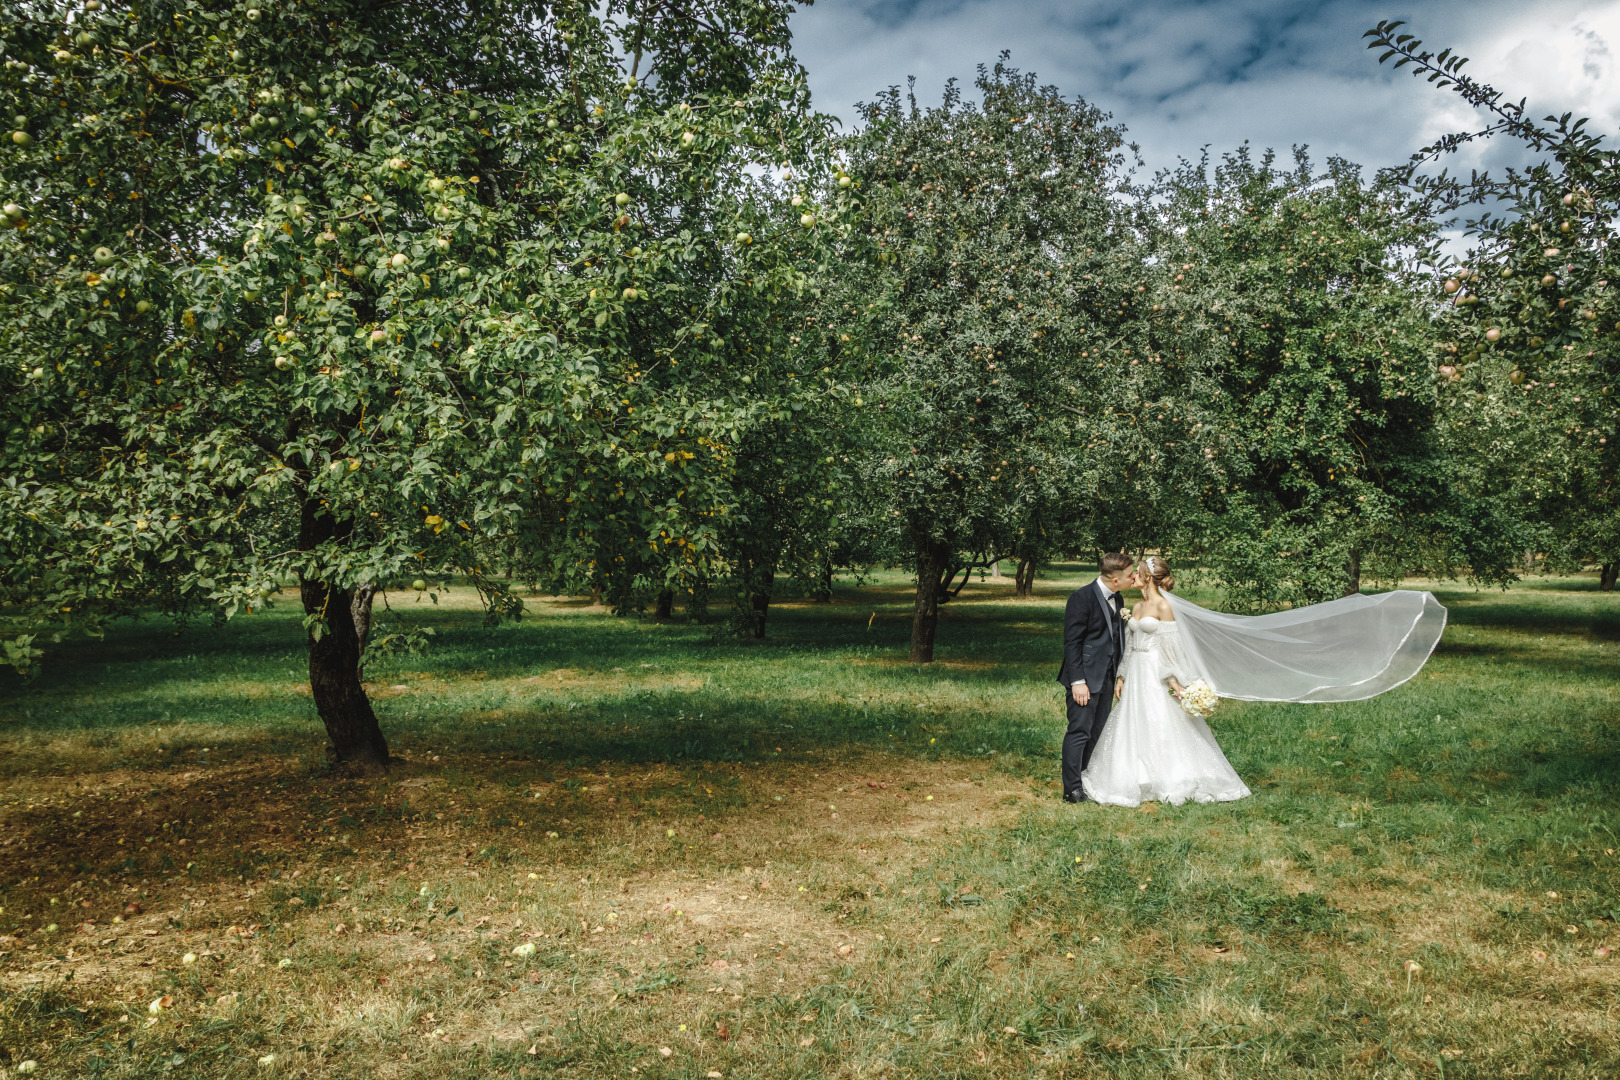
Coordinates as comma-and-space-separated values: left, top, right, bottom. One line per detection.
1100, 552, 1133, 574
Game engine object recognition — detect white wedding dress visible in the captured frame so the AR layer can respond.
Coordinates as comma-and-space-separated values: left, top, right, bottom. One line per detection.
1080, 616, 1251, 807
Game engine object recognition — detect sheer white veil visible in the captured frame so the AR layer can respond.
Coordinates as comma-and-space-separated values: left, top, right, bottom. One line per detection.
1164, 590, 1447, 703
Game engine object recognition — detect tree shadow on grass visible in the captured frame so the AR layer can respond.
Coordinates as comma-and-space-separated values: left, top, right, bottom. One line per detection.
1430, 638, 1620, 680
1431, 587, 1619, 632
400, 689, 1050, 768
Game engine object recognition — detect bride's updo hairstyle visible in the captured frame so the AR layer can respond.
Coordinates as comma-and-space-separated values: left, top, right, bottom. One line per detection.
1143, 555, 1176, 592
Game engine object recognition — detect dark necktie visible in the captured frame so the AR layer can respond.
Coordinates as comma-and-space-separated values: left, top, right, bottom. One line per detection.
1110, 592, 1124, 651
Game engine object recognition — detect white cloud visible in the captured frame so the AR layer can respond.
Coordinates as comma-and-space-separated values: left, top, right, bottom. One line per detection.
792, 0, 1620, 177
1485, 4, 1620, 130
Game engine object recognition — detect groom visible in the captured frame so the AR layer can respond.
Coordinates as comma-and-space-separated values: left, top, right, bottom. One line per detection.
1058, 552, 1133, 802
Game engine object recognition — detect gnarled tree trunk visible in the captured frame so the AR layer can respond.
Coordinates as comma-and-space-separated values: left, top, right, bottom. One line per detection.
351, 583, 378, 654
654, 589, 675, 620
299, 498, 390, 773
1601, 562, 1618, 592
1014, 558, 1036, 599
910, 539, 951, 663
1343, 548, 1362, 597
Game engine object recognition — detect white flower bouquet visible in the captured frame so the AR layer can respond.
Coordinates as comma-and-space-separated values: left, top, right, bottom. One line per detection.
1176, 679, 1219, 720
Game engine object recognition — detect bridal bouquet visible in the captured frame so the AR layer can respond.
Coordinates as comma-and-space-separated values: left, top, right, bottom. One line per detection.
1176, 680, 1219, 720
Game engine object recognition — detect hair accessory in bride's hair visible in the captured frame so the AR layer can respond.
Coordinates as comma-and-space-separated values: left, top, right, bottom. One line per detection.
1144, 555, 1175, 592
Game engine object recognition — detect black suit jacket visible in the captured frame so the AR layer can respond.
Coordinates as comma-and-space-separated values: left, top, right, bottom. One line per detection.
1057, 580, 1122, 693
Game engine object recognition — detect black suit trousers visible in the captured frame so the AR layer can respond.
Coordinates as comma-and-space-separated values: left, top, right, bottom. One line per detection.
1062, 666, 1116, 798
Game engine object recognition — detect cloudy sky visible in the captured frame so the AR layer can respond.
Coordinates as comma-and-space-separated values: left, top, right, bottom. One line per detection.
790, 0, 1620, 178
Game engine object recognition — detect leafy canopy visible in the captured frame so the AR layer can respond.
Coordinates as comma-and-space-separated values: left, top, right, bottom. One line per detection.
0, 0, 847, 692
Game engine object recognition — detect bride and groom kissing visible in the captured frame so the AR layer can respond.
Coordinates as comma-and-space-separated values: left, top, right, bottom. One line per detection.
1058, 552, 1451, 808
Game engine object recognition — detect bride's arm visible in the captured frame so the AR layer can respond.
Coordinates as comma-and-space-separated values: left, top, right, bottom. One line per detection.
1162, 632, 1199, 695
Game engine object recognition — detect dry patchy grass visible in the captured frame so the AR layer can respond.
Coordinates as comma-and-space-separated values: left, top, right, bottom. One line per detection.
1, 748, 1045, 1077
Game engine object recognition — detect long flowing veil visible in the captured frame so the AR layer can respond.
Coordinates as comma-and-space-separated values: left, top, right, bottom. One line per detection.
1164, 590, 1447, 703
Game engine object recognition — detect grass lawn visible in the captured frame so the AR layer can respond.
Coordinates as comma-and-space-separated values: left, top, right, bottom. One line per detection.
1, 566, 1617, 1079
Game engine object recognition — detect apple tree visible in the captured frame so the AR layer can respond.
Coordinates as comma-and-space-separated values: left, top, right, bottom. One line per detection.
0, 0, 843, 769
1146, 146, 1522, 608
1368, 21, 1620, 588
839, 60, 1160, 662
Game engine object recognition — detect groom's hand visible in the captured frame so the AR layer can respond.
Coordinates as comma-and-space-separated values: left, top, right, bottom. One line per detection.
1071, 682, 1090, 706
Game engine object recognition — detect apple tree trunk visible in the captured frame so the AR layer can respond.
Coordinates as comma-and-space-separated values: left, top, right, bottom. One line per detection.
909, 540, 952, 663
654, 589, 675, 620
1014, 558, 1036, 599
1342, 548, 1363, 597
743, 560, 776, 639
812, 553, 833, 603
733, 540, 781, 639
749, 576, 774, 639
299, 498, 391, 773
1601, 562, 1618, 592
351, 582, 379, 653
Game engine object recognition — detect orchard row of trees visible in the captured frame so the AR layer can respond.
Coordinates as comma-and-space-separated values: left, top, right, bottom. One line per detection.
2, 5, 1614, 770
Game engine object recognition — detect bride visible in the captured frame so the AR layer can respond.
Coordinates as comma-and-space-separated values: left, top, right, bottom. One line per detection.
1081, 557, 1249, 806
1080, 556, 1446, 807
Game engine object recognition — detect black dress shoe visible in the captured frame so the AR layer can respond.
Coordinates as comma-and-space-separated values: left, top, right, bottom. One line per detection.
1064, 790, 1089, 804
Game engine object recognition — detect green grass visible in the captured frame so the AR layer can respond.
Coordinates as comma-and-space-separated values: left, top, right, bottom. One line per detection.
1, 568, 1617, 1078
